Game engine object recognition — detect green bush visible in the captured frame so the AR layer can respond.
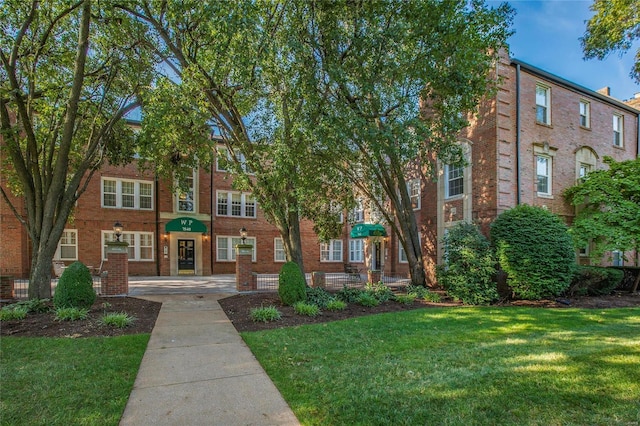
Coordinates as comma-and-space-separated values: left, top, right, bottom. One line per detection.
356, 292, 379, 307
306, 287, 334, 308
405, 285, 441, 302
336, 286, 365, 303
567, 266, 624, 296
53, 261, 96, 309
325, 299, 347, 311
395, 294, 417, 305
54, 307, 89, 321
293, 301, 320, 317
278, 262, 307, 306
100, 312, 136, 328
490, 205, 575, 300
437, 222, 499, 305
250, 305, 282, 322
365, 281, 395, 302
0, 306, 28, 321
11, 298, 51, 313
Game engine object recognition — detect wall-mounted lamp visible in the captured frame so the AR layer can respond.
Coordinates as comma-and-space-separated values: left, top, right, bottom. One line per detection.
203, 233, 209, 241
239, 227, 247, 244
163, 233, 169, 242
113, 221, 123, 242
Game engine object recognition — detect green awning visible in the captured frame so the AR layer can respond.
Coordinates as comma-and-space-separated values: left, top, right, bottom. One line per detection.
165, 217, 207, 233
350, 223, 387, 239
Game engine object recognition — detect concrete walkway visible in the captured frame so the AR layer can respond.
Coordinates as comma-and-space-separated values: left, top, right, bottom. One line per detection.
119, 286, 300, 425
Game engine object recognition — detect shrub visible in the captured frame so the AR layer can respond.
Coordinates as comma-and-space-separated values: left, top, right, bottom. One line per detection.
337, 286, 365, 303
325, 299, 347, 311
278, 262, 307, 306
53, 261, 96, 309
437, 222, 499, 305
567, 266, 624, 296
250, 305, 282, 322
10, 298, 51, 313
306, 287, 334, 308
293, 301, 320, 317
356, 292, 379, 307
0, 306, 28, 321
54, 307, 89, 321
365, 281, 394, 302
396, 294, 417, 305
491, 205, 575, 300
405, 285, 441, 302
100, 312, 136, 328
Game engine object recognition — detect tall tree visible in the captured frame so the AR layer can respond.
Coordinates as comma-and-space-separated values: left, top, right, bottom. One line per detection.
0, 0, 153, 298
564, 157, 640, 291
293, 0, 513, 285
582, 0, 640, 84
119, 1, 351, 274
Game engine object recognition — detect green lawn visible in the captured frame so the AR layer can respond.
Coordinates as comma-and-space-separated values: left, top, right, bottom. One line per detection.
242, 307, 640, 426
0, 335, 149, 426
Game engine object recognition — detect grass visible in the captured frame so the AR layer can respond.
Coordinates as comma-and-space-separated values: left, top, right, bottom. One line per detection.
0, 335, 150, 426
242, 307, 640, 425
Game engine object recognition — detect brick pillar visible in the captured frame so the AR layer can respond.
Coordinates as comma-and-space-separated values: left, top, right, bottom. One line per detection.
236, 244, 255, 292
0, 275, 15, 300
102, 242, 129, 296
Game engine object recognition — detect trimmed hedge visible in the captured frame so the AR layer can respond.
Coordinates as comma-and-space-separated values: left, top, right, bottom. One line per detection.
567, 266, 624, 296
278, 262, 307, 306
53, 262, 96, 309
490, 205, 575, 300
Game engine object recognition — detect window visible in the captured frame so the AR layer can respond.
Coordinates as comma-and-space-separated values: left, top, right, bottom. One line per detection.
177, 171, 195, 212
274, 238, 286, 262
330, 202, 344, 223
578, 244, 589, 257
349, 239, 364, 263
101, 178, 153, 210
575, 147, 597, 183
407, 179, 421, 209
579, 100, 590, 128
350, 199, 364, 223
216, 191, 257, 218
612, 250, 624, 267
216, 146, 251, 173
613, 114, 623, 147
320, 239, 343, 262
445, 164, 464, 198
399, 244, 408, 263
216, 236, 256, 262
102, 231, 154, 261
578, 163, 591, 181
536, 155, 552, 195
536, 84, 550, 125
55, 229, 77, 260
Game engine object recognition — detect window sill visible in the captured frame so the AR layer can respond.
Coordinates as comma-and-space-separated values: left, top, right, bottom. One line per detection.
445, 194, 464, 201
612, 144, 625, 150
535, 121, 552, 128
536, 193, 554, 199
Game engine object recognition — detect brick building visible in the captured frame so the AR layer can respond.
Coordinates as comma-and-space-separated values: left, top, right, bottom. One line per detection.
2, 52, 638, 281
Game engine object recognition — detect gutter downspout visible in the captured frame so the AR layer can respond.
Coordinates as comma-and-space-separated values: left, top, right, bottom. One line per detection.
155, 174, 161, 276
515, 63, 522, 205
210, 157, 214, 275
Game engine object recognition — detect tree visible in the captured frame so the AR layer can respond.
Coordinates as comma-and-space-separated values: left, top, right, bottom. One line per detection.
582, 0, 640, 84
564, 157, 640, 291
291, 0, 513, 285
119, 1, 353, 274
0, 0, 153, 298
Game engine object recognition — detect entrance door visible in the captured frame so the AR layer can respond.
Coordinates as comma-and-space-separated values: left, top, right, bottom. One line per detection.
178, 239, 195, 275
371, 241, 382, 271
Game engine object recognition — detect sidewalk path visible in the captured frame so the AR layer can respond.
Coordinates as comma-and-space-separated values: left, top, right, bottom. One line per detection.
119, 293, 299, 426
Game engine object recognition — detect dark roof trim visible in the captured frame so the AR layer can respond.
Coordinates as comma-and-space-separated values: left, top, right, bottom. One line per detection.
511, 58, 639, 115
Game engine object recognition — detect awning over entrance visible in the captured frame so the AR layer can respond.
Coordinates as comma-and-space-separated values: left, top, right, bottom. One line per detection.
350, 223, 387, 239
165, 217, 207, 234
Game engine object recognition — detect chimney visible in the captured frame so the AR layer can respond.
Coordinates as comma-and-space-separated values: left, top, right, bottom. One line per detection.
597, 87, 611, 96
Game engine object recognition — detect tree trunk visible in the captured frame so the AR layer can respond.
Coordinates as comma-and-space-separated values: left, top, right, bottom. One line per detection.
28, 244, 56, 299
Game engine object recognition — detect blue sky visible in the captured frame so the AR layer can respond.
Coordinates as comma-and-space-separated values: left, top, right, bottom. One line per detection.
493, 0, 640, 101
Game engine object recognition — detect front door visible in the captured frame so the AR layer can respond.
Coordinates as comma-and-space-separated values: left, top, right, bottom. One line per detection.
178, 239, 195, 275
371, 241, 382, 271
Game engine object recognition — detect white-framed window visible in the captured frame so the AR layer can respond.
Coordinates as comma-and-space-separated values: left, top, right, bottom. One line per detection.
102, 231, 154, 261
216, 191, 256, 218
320, 239, 343, 262
578, 244, 589, 257
216, 236, 256, 262
407, 179, 421, 209
177, 171, 195, 213
274, 238, 286, 262
349, 239, 364, 263
613, 114, 623, 147
536, 84, 551, 125
399, 244, 408, 263
536, 155, 552, 195
329, 202, 344, 223
578, 163, 591, 182
216, 146, 251, 173
101, 178, 153, 210
612, 250, 624, 266
579, 100, 590, 128
350, 199, 365, 223
444, 164, 464, 198
55, 229, 78, 260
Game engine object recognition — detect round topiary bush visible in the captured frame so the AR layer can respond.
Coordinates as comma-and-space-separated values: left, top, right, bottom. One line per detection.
278, 262, 307, 306
490, 205, 575, 300
437, 222, 498, 305
53, 261, 96, 309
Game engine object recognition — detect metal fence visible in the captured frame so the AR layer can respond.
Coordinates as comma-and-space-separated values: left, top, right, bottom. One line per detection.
10, 277, 102, 300
255, 272, 412, 292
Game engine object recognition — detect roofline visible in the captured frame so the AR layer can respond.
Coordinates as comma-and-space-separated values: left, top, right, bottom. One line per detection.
511, 58, 640, 115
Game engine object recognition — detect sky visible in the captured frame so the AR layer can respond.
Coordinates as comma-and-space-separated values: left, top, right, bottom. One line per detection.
492, 0, 640, 102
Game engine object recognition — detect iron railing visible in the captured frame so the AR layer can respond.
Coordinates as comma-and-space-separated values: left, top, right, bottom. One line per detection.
9, 277, 102, 300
